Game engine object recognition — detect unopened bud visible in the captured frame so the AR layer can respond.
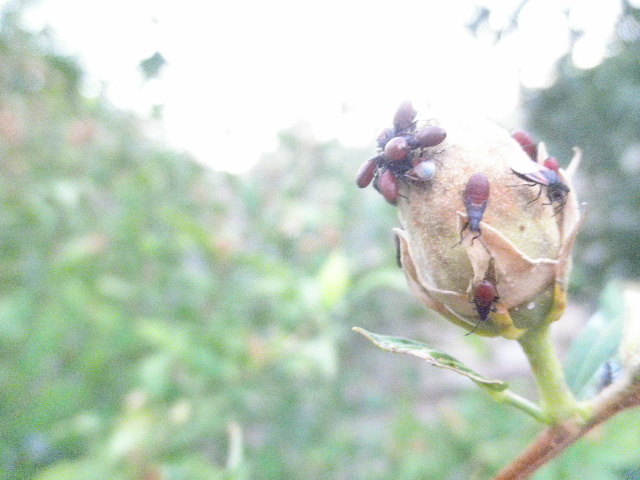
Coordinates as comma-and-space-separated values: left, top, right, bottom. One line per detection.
392, 114, 583, 338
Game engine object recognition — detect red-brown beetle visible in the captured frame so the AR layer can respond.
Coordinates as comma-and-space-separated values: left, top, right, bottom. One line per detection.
384, 136, 410, 161
392, 100, 417, 134
356, 155, 382, 188
467, 280, 500, 335
407, 125, 447, 149
376, 127, 396, 150
543, 156, 560, 172
512, 130, 538, 161
374, 168, 400, 204
461, 173, 490, 241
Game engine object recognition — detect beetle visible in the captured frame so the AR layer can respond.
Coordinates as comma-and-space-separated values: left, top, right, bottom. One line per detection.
512, 130, 538, 161
510, 158, 570, 213
407, 125, 447, 149
376, 127, 396, 150
392, 100, 417, 134
460, 173, 490, 243
384, 136, 410, 161
466, 279, 500, 335
543, 156, 560, 172
374, 168, 400, 204
355, 155, 382, 188
543, 172, 570, 208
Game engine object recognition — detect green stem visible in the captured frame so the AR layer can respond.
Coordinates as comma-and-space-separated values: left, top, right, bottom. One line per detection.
485, 387, 548, 423
518, 324, 579, 424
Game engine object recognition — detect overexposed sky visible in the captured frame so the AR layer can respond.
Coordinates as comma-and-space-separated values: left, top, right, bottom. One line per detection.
14, 0, 623, 172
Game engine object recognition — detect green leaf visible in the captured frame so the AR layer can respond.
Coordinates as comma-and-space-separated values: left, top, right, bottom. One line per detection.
353, 327, 508, 392
564, 282, 625, 399
318, 250, 350, 309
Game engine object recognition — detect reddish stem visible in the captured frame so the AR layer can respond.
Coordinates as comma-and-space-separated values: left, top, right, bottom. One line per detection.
493, 382, 640, 480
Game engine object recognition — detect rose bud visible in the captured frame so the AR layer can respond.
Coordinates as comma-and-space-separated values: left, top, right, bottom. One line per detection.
393, 116, 583, 339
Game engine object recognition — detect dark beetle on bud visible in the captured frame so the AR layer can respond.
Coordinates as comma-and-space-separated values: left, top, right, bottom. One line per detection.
510, 159, 570, 213
539, 171, 570, 208
467, 280, 500, 335
510, 135, 570, 213
460, 173, 490, 242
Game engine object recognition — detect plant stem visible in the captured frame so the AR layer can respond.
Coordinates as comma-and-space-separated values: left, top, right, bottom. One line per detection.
493, 381, 640, 479
486, 387, 548, 423
518, 324, 579, 423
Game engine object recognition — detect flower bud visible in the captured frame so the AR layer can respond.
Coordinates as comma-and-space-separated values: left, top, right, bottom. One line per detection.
393, 114, 583, 338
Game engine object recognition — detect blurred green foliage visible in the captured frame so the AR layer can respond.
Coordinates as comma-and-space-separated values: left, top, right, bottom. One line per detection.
525, 4, 640, 295
1, 4, 640, 480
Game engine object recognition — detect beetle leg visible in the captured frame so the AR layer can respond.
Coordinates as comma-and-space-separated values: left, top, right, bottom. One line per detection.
465, 317, 483, 336
453, 222, 470, 248
524, 184, 543, 205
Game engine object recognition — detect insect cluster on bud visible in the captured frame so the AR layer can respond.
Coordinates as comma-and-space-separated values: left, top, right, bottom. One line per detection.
356, 101, 447, 204
358, 103, 584, 338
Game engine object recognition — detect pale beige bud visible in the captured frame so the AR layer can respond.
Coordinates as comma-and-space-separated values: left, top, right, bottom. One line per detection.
394, 115, 583, 339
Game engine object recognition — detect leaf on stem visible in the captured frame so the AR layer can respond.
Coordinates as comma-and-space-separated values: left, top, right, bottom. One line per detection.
353, 327, 508, 392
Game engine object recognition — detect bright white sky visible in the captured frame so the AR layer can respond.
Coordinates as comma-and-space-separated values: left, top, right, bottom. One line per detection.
12, 0, 624, 173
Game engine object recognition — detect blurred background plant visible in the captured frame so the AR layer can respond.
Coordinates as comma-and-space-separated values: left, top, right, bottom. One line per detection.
1, 1, 639, 479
